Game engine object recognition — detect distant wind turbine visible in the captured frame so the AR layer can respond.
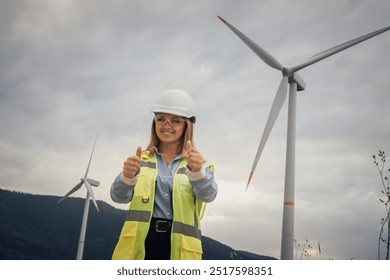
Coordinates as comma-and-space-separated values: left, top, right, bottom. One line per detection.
218, 15, 390, 260
57, 129, 100, 260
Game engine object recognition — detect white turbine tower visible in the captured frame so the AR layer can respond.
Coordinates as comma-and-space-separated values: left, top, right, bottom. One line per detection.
57, 129, 100, 260
218, 15, 390, 260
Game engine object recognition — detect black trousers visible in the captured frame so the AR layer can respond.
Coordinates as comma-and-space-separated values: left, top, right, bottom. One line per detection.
144, 218, 172, 260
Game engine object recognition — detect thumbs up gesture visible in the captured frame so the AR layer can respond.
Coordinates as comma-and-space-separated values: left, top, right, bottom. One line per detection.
123, 146, 142, 179
186, 141, 203, 172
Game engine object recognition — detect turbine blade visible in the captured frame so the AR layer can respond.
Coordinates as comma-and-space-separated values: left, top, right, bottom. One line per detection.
246, 76, 289, 190
83, 179, 100, 212
57, 181, 83, 204
292, 25, 390, 72
84, 128, 100, 178
217, 15, 284, 71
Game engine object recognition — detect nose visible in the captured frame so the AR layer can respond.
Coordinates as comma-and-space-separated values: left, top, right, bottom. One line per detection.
161, 119, 173, 128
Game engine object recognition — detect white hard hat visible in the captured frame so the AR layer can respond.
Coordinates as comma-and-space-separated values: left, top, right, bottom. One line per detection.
151, 89, 196, 123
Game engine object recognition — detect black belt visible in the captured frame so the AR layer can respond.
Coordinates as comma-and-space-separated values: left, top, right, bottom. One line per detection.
150, 218, 172, 233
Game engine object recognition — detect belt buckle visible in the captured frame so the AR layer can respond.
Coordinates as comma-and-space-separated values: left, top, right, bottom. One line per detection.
155, 220, 168, 233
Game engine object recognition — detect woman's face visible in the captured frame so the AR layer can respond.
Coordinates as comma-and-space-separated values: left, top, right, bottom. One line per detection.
154, 113, 186, 146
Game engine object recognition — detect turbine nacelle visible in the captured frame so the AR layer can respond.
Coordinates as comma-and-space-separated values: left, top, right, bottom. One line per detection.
82, 178, 100, 187
283, 69, 306, 91
57, 179, 100, 212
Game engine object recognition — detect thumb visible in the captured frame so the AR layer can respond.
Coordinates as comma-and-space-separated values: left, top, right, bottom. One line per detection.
186, 140, 193, 151
136, 146, 142, 158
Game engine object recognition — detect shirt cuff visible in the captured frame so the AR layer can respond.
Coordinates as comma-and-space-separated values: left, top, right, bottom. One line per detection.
120, 172, 139, 186
186, 166, 206, 182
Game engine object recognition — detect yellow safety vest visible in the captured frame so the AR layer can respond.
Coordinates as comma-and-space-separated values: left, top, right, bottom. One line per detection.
112, 151, 214, 260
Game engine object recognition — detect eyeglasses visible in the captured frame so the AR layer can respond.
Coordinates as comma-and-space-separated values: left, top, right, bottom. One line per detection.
154, 115, 185, 127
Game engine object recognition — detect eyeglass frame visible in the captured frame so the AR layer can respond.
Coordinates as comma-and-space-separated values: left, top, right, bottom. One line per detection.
154, 114, 186, 127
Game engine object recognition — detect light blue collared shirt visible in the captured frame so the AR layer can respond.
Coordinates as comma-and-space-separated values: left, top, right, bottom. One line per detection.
110, 152, 217, 220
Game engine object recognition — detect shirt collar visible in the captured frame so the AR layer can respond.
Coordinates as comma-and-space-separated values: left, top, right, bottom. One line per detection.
153, 146, 183, 161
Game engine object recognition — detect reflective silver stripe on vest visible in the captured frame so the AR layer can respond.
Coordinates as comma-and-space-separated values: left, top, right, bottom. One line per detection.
172, 221, 202, 240
193, 205, 199, 228
125, 210, 151, 222
141, 161, 157, 169
177, 167, 187, 174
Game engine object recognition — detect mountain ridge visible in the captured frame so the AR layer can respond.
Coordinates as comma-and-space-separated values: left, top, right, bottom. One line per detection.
0, 188, 276, 260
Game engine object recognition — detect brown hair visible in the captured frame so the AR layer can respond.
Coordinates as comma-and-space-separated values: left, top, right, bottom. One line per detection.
146, 118, 195, 157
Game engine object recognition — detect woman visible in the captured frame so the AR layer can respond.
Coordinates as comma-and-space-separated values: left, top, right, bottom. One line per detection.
111, 89, 218, 260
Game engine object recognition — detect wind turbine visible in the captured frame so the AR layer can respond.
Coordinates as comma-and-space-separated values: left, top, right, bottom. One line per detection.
218, 15, 390, 260
57, 129, 100, 260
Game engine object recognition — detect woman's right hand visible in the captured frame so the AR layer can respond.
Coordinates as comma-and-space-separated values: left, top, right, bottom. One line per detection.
123, 146, 142, 179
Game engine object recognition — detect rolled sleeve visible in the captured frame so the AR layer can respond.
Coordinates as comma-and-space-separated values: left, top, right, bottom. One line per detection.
187, 166, 218, 203
110, 172, 137, 204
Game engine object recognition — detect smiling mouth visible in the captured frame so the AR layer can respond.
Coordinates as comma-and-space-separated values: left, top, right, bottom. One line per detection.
161, 130, 174, 135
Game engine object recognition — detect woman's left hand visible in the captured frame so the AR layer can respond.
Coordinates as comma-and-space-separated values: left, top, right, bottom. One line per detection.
186, 141, 203, 172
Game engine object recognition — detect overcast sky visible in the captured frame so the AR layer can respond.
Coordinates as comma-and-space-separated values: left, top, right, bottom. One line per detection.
1, 0, 389, 260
